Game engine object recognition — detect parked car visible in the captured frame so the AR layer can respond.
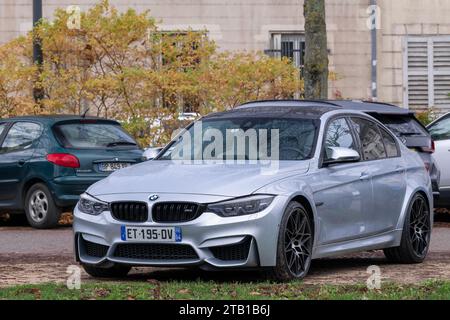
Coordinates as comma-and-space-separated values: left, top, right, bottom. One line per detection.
0, 116, 143, 229
427, 113, 450, 208
143, 147, 164, 161
74, 100, 432, 281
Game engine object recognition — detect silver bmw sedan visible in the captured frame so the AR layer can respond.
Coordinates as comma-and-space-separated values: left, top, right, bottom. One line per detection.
73, 100, 433, 281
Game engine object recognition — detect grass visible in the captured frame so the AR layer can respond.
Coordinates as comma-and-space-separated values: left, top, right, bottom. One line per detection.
0, 280, 449, 300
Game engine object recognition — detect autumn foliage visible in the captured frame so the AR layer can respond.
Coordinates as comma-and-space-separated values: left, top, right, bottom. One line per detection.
0, 0, 303, 146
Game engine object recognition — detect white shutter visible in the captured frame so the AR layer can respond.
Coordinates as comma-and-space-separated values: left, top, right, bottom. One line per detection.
405, 39, 429, 108
433, 39, 450, 108
405, 36, 450, 110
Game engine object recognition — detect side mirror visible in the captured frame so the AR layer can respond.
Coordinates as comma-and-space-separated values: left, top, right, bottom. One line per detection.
323, 147, 360, 166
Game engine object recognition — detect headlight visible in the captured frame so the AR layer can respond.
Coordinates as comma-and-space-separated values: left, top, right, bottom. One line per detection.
207, 195, 274, 217
77, 193, 109, 215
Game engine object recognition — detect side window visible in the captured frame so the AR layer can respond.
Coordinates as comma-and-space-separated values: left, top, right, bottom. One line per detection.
350, 117, 387, 161
428, 116, 450, 141
324, 118, 359, 160
379, 126, 400, 158
0, 122, 42, 154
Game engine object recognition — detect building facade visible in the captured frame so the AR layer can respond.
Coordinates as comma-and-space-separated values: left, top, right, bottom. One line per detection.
1, 0, 450, 112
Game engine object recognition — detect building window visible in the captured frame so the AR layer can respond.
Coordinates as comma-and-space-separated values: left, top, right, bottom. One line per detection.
265, 33, 305, 70
404, 36, 450, 110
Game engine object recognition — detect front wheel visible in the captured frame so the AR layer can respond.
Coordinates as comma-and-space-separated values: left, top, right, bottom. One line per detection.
384, 193, 431, 263
266, 201, 313, 281
24, 183, 61, 229
82, 263, 131, 278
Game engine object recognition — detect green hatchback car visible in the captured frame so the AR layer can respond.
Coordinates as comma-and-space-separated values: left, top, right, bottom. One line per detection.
0, 116, 143, 229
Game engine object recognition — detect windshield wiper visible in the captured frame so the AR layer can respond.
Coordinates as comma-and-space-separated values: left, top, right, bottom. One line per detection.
106, 141, 137, 147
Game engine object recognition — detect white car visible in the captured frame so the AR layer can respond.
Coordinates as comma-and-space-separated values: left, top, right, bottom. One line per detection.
428, 113, 450, 208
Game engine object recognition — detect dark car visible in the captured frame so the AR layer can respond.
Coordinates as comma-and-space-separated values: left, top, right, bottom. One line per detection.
0, 116, 143, 229
237, 100, 441, 201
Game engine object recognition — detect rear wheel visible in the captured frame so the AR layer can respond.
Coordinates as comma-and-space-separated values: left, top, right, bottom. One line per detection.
82, 263, 131, 278
384, 193, 431, 263
266, 201, 313, 281
24, 183, 61, 229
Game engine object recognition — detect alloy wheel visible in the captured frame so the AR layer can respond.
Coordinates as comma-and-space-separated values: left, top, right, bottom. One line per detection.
28, 190, 49, 223
409, 196, 430, 257
284, 207, 313, 277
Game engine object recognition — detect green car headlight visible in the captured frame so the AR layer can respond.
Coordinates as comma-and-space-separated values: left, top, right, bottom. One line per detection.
78, 193, 109, 216
207, 195, 275, 217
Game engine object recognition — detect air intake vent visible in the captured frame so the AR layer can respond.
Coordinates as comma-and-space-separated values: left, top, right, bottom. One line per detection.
83, 239, 109, 258
152, 202, 204, 223
110, 202, 148, 222
210, 237, 252, 261
113, 243, 198, 260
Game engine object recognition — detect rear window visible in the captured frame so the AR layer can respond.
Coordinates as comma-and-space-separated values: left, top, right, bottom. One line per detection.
371, 114, 428, 137
53, 122, 138, 149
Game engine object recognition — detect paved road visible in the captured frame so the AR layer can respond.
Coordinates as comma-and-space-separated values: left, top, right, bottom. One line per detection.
0, 226, 449, 255
0, 225, 449, 287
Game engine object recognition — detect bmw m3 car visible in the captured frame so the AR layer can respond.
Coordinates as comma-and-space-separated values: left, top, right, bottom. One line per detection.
74, 100, 433, 281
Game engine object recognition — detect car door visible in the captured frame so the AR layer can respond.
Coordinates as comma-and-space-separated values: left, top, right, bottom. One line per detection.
312, 117, 373, 245
349, 117, 406, 234
428, 114, 450, 190
0, 121, 43, 202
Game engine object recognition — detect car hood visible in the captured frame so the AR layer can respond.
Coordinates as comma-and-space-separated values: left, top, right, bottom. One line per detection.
87, 160, 310, 197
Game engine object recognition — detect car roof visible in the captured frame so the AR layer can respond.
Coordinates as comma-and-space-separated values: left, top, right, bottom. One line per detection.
0, 115, 120, 125
236, 99, 414, 116
203, 103, 336, 120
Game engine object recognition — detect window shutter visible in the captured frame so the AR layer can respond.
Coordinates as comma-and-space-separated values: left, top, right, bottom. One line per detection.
433, 39, 450, 108
406, 39, 429, 108
405, 36, 450, 110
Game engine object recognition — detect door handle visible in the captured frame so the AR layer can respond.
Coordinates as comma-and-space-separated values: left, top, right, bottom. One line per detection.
360, 172, 371, 180
17, 159, 26, 166
394, 165, 405, 173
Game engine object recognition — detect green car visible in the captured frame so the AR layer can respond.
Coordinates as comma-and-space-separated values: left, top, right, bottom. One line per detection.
0, 116, 143, 229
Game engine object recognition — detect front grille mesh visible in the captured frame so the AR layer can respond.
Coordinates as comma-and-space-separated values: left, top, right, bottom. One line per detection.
83, 239, 109, 258
110, 202, 148, 222
152, 202, 203, 223
210, 237, 252, 261
113, 243, 199, 260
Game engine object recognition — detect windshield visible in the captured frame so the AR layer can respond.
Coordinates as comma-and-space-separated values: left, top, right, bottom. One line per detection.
372, 114, 428, 137
158, 117, 318, 161
53, 122, 138, 149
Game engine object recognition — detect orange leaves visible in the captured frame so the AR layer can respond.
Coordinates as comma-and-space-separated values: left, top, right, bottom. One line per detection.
0, 0, 304, 146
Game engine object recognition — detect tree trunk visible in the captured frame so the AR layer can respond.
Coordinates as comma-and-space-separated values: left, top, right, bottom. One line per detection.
303, 0, 329, 99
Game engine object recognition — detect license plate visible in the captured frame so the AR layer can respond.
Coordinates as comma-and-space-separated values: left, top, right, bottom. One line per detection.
121, 226, 182, 242
99, 162, 131, 172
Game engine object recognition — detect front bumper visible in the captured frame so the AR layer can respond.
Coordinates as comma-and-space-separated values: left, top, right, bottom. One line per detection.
73, 193, 288, 269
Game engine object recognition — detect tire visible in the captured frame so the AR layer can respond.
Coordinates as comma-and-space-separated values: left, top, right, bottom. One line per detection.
82, 263, 131, 278
24, 183, 61, 229
266, 201, 314, 281
384, 193, 431, 264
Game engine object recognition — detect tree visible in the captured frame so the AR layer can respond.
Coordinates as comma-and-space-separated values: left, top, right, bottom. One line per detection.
0, 36, 37, 117
303, 0, 329, 99
0, 0, 304, 146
